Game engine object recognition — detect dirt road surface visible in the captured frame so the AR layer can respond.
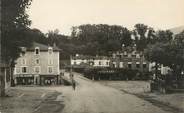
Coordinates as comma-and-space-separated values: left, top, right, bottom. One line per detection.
55, 73, 172, 113
1, 72, 179, 113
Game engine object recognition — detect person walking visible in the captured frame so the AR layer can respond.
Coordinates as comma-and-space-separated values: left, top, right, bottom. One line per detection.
70, 71, 76, 90
72, 79, 76, 90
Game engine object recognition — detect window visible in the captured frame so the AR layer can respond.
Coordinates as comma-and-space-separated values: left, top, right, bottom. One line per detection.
119, 62, 123, 68
20, 47, 26, 56
36, 59, 40, 64
143, 63, 147, 68
48, 47, 53, 54
35, 47, 40, 55
136, 62, 140, 68
22, 67, 27, 73
48, 67, 53, 73
106, 62, 109, 65
128, 64, 132, 68
16, 68, 20, 73
48, 59, 53, 65
128, 62, 132, 68
99, 61, 101, 65
34, 67, 40, 73
113, 62, 116, 68
22, 59, 26, 65
136, 64, 140, 68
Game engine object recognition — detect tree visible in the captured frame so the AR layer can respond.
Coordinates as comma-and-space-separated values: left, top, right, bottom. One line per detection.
28, 28, 47, 44
145, 33, 184, 82
133, 24, 148, 51
70, 24, 132, 56
46, 29, 60, 46
155, 30, 173, 43
1, 0, 32, 96
144, 42, 167, 76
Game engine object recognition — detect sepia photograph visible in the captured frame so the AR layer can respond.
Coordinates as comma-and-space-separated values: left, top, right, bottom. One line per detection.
0, 0, 184, 113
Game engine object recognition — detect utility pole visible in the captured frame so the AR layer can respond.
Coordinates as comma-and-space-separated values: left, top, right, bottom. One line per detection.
0, 0, 6, 97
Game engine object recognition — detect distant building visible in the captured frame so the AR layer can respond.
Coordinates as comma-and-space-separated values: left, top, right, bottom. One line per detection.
71, 54, 110, 68
111, 44, 149, 72
13, 42, 61, 85
149, 62, 171, 75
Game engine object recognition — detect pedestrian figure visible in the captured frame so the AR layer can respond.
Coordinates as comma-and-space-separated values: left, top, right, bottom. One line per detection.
70, 71, 76, 90
72, 79, 76, 90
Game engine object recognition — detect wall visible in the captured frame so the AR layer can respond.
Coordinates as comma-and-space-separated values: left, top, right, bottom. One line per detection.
14, 51, 60, 75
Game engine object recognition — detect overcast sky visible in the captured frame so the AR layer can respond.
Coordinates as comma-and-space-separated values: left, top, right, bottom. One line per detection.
28, 0, 184, 35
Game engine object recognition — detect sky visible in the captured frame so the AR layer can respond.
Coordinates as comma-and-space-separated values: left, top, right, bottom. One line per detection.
28, 0, 184, 35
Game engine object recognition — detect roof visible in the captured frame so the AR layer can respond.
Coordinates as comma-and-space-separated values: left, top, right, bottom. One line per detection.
27, 42, 61, 51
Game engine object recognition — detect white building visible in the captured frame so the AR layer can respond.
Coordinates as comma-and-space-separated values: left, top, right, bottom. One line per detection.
14, 42, 61, 85
149, 62, 171, 75
71, 55, 110, 68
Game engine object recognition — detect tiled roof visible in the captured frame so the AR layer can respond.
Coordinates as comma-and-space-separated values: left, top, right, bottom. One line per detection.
27, 42, 61, 51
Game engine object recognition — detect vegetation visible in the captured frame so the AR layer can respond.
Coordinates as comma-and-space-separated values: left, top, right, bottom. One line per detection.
1, 0, 33, 96
2, 0, 33, 66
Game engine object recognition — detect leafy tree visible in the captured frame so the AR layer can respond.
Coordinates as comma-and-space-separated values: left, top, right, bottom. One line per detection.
145, 31, 184, 80
28, 28, 48, 44
46, 29, 60, 46
133, 24, 152, 51
1, 0, 32, 96
2, 0, 33, 66
155, 30, 173, 43
70, 24, 132, 56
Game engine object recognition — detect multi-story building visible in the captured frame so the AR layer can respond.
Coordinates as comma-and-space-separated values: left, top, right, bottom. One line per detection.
111, 45, 149, 72
70, 45, 149, 73
13, 42, 61, 85
71, 54, 110, 68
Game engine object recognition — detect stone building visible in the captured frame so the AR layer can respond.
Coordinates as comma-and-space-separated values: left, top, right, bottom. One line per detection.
111, 45, 149, 72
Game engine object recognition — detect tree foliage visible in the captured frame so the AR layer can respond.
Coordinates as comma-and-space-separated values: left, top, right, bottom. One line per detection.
70, 24, 132, 56
133, 24, 156, 51
2, 0, 33, 65
145, 31, 184, 75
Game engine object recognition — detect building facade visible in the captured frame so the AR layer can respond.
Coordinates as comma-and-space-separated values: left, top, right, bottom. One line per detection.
14, 42, 61, 85
71, 54, 110, 68
110, 45, 149, 72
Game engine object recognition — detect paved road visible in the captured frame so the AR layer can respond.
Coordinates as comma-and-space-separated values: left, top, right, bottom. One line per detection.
55, 73, 171, 113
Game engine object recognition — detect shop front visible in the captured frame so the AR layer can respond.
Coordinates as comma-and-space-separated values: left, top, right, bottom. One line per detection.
40, 75, 59, 86
14, 74, 61, 86
15, 74, 34, 85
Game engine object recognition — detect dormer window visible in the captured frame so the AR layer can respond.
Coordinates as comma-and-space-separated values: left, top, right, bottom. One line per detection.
48, 47, 53, 54
35, 47, 40, 55
20, 47, 26, 56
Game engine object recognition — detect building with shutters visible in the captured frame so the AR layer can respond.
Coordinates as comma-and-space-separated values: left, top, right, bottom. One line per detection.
111, 44, 149, 72
13, 42, 61, 85
71, 54, 110, 68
